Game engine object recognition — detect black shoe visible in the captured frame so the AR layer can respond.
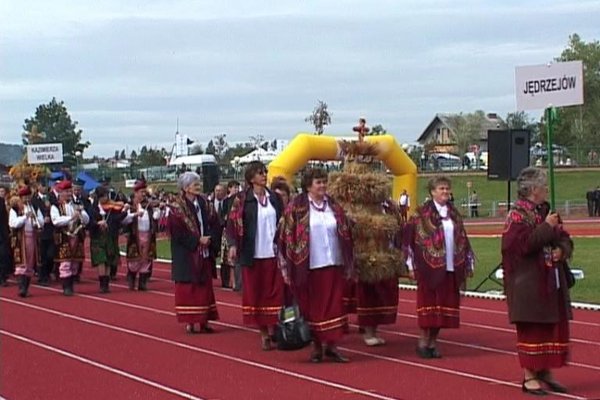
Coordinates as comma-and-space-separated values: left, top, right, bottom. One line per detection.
522, 378, 548, 396
62, 277, 74, 296
324, 348, 349, 363
428, 347, 442, 358
416, 346, 432, 359
127, 271, 136, 290
201, 325, 214, 334
537, 372, 568, 393
38, 276, 50, 286
310, 350, 323, 363
17, 276, 27, 298
138, 273, 149, 291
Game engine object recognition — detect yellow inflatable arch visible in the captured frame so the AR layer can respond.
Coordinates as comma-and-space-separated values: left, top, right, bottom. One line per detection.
267, 133, 417, 206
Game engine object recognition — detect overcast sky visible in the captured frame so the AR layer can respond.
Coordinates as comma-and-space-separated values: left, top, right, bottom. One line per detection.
1, 0, 598, 157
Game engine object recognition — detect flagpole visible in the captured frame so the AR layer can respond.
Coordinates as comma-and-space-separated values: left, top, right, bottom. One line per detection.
545, 106, 557, 210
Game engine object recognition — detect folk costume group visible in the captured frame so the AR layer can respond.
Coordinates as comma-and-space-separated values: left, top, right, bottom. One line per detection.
3, 178, 162, 297
1, 164, 574, 395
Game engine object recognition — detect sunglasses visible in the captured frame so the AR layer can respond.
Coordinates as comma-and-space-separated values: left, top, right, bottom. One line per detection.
257, 169, 268, 176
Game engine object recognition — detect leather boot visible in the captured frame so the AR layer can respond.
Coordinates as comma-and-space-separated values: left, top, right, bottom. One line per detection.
127, 271, 136, 290
24, 276, 31, 297
17, 275, 27, 298
138, 273, 149, 291
63, 277, 74, 296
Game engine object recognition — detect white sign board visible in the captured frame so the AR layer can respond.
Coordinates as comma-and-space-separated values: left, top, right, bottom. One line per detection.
515, 61, 584, 110
125, 179, 137, 188
26, 143, 64, 164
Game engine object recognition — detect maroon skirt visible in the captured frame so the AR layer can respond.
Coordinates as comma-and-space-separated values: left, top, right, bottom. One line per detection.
174, 281, 219, 324
301, 266, 347, 344
343, 279, 357, 314
242, 258, 284, 327
357, 278, 399, 327
515, 290, 570, 370
417, 272, 460, 329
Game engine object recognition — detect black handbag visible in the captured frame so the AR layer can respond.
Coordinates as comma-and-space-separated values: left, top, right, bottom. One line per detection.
274, 303, 312, 351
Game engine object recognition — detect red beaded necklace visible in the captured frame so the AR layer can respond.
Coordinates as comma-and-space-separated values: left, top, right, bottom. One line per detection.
310, 198, 327, 212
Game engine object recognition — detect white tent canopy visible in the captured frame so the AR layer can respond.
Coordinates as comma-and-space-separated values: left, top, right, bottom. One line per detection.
169, 154, 217, 166
235, 148, 278, 164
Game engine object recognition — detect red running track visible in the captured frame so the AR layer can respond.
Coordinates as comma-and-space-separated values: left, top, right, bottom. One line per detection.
1, 261, 599, 400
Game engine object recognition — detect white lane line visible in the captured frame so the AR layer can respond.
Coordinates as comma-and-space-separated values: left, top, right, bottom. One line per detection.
0, 330, 204, 400
0, 298, 398, 400
3, 297, 591, 400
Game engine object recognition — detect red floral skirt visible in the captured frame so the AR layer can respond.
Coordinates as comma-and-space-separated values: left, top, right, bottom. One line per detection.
242, 258, 284, 327
416, 272, 460, 329
301, 266, 347, 344
357, 278, 399, 327
174, 281, 218, 324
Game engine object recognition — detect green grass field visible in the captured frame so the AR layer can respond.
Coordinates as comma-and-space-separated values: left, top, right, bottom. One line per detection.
154, 236, 599, 304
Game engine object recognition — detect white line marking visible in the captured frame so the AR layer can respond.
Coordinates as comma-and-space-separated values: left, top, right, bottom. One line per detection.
0, 330, 204, 400
0, 298, 398, 400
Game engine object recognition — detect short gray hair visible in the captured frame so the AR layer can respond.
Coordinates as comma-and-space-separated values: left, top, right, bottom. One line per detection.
517, 167, 547, 198
177, 172, 201, 192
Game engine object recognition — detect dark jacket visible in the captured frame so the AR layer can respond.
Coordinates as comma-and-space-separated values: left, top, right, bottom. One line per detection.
31, 194, 54, 240
169, 195, 218, 283
225, 188, 283, 267
501, 199, 573, 324
0, 197, 12, 272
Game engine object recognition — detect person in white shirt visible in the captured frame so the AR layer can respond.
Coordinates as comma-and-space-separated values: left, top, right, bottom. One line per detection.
122, 180, 162, 291
50, 180, 90, 296
278, 168, 354, 363
403, 176, 474, 359
226, 161, 284, 351
398, 189, 410, 223
8, 186, 44, 297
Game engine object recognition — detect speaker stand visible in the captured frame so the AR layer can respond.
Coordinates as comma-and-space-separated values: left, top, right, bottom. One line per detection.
472, 263, 504, 292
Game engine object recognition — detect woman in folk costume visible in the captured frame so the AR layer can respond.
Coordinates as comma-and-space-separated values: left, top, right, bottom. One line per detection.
122, 180, 161, 291
8, 186, 44, 297
168, 172, 219, 334
226, 161, 284, 351
50, 180, 90, 296
88, 186, 129, 293
501, 168, 573, 395
278, 168, 353, 363
403, 175, 474, 359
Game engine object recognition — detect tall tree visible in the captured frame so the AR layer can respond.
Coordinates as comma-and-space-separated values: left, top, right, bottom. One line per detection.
506, 111, 540, 142
212, 133, 229, 161
248, 134, 265, 150
553, 34, 600, 161
119, 149, 126, 160
445, 111, 486, 158
305, 100, 332, 135
205, 140, 216, 155
23, 97, 89, 167
130, 150, 138, 161
370, 124, 387, 135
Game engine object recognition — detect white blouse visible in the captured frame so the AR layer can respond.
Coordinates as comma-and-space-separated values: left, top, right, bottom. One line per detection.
122, 204, 161, 232
9, 205, 44, 232
254, 192, 277, 259
308, 197, 342, 269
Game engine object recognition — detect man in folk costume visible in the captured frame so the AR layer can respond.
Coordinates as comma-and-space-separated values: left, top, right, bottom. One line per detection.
31, 179, 55, 286
8, 186, 44, 297
122, 180, 161, 291
72, 178, 90, 282
88, 186, 129, 293
51, 180, 90, 296
168, 172, 219, 334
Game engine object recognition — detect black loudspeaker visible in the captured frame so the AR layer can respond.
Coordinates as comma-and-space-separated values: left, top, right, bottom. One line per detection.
201, 164, 220, 194
487, 130, 530, 181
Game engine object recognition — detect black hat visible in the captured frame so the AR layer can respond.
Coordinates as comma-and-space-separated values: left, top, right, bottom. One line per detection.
74, 178, 86, 187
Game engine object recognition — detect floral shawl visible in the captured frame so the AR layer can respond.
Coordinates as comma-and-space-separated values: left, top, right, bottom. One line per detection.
277, 193, 354, 289
403, 200, 473, 288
